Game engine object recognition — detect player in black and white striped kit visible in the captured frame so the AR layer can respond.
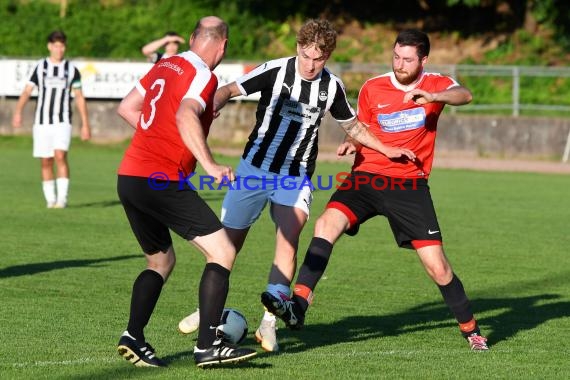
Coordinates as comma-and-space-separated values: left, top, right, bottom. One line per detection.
238, 54, 352, 179
12, 30, 91, 208
178, 19, 413, 352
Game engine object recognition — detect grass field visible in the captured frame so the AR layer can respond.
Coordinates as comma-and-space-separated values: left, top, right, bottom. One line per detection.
1, 135, 569, 379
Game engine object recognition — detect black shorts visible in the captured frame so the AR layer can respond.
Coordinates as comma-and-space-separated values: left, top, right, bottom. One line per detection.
117, 175, 223, 254
328, 171, 442, 249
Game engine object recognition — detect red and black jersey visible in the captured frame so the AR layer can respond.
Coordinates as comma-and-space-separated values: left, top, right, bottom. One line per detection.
355, 71, 458, 179
118, 51, 218, 179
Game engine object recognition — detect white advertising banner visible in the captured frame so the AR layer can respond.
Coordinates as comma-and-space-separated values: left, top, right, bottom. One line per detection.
0, 59, 255, 100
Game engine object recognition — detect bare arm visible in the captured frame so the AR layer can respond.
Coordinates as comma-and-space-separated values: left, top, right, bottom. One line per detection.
403, 85, 473, 106
141, 35, 185, 56
336, 134, 362, 157
213, 82, 242, 115
339, 118, 416, 160
73, 88, 91, 141
117, 87, 144, 130
177, 98, 234, 182
12, 84, 34, 128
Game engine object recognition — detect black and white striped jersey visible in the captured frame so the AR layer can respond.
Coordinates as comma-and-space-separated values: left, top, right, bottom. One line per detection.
236, 56, 356, 178
27, 58, 82, 125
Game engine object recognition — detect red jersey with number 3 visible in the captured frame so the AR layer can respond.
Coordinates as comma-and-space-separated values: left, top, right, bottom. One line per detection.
354, 71, 459, 179
118, 51, 217, 179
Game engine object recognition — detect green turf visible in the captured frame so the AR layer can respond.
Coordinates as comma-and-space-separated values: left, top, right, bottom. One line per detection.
1, 136, 569, 379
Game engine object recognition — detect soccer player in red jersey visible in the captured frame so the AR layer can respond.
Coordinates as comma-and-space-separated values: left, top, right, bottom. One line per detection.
264, 29, 489, 351
115, 16, 256, 367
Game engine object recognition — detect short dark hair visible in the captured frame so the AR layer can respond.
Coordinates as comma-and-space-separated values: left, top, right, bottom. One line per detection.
395, 29, 430, 59
47, 30, 67, 44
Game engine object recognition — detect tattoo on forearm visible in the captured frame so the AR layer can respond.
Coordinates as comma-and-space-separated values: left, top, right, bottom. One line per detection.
343, 120, 365, 141
342, 120, 357, 134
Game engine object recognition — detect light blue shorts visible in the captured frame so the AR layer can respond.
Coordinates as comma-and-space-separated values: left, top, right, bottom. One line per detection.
221, 159, 313, 229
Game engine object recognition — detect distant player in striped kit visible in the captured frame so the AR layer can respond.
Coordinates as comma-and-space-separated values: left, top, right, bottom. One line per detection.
178, 19, 414, 352
12, 30, 91, 208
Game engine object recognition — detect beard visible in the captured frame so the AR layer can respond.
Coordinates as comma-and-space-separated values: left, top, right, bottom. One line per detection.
394, 66, 422, 86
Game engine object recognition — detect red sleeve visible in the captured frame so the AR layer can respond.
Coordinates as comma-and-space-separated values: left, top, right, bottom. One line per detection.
357, 83, 371, 125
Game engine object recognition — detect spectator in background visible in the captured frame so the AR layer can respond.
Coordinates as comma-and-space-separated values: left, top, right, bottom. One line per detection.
141, 31, 185, 63
12, 30, 91, 209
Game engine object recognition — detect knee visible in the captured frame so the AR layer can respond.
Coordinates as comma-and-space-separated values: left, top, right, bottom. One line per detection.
427, 263, 453, 285
41, 158, 54, 168
313, 214, 333, 235
313, 216, 326, 233
160, 258, 176, 275
148, 254, 176, 279
166, 254, 176, 271
54, 151, 68, 162
313, 211, 347, 239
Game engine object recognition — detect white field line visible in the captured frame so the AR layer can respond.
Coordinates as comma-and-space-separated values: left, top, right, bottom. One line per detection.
11, 356, 116, 368
8, 347, 537, 368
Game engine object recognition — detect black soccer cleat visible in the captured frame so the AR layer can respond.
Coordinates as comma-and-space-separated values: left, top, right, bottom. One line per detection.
261, 291, 304, 330
194, 338, 257, 367
117, 331, 167, 368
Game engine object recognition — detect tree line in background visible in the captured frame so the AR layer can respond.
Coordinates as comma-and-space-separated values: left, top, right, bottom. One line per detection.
1, 0, 569, 65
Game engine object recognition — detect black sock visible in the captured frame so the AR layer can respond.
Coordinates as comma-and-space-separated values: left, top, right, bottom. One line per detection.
127, 269, 164, 342
294, 237, 333, 312
197, 263, 230, 349
437, 273, 479, 336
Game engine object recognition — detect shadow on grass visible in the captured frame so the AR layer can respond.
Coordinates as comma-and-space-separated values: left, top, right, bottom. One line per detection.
72, 195, 225, 207
0, 254, 139, 278
277, 293, 570, 353
71, 200, 122, 208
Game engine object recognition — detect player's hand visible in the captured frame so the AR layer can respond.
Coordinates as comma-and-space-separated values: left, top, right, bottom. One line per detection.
382, 146, 416, 161
403, 89, 434, 105
337, 141, 362, 157
213, 108, 221, 119
208, 164, 235, 183
80, 124, 91, 141
12, 113, 22, 129
167, 35, 185, 44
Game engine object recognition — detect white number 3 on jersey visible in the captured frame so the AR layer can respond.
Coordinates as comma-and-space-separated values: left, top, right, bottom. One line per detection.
140, 79, 165, 130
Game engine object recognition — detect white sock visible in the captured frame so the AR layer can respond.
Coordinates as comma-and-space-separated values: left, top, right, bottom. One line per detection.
56, 177, 69, 205
263, 310, 276, 321
42, 180, 56, 206
266, 283, 291, 298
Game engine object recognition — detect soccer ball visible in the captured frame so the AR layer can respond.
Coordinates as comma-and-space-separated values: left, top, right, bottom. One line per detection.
218, 308, 248, 344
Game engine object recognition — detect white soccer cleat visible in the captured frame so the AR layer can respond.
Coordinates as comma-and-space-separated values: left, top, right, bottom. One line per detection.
255, 318, 279, 352
178, 309, 200, 334
467, 333, 489, 351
